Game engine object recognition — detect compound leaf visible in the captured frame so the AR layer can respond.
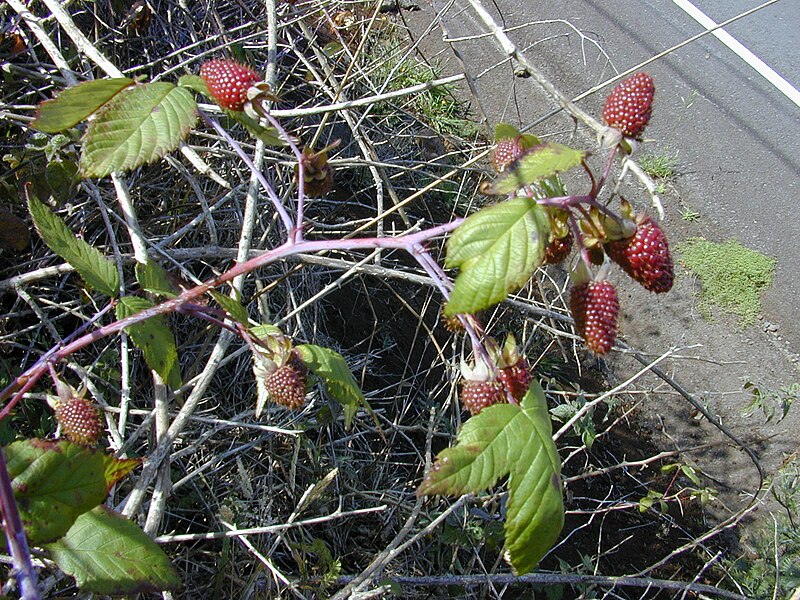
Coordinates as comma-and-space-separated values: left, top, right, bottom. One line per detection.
4, 440, 110, 545
116, 296, 181, 388
486, 143, 585, 195
296, 344, 365, 429
32, 78, 135, 133
81, 83, 197, 178
27, 191, 120, 297
445, 198, 548, 315
46, 505, 181, 594
417, 381, 563, 574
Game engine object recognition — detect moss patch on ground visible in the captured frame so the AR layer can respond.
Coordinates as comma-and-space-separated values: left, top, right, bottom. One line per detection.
676, 238, 776, 328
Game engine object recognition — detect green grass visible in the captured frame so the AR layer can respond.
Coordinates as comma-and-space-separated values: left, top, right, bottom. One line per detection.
676, 238, 776, 328
639, 149, 678, 180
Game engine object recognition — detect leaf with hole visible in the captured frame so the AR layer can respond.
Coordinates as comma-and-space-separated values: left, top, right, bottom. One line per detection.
46, 505, 181, 594
27, 190, 120, 297
417, 381, 563, 574
485, 143, 585, 195
4, 440, 111, 545
116, 296, 182, 388
445, 197, 549, 315
80, 82, 197, 178
296, 344, 366, 429
32, 78, 135, 133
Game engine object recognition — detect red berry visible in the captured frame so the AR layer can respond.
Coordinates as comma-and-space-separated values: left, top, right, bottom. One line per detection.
602, 72, 655, 137
461, 379, 506, 415
200, 59, 260, 111
606, 216, 673, 293
54, 397, 103, 446
265, 352, 308, 409
570, 280, 619, 355
497, 358, 532, 401
544, 230, 573, 265
492, 137, 524, 172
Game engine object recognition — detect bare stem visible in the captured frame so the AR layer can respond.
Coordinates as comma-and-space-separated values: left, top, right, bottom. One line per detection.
199, 111, 295, 235
0, 221, 463, 418
0, 451, 40, 600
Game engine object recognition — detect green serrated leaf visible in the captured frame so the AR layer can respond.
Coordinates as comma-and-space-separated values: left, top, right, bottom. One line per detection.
135, 260, 178, 299
444, 198, 548, 315
210, 290, 250, 325
32, 78, 135, 133
487, 143, 585, 195
80, 83, 197, 178
27, 191, 120, 297
494, 123, 521, 141
46, 505, 181, 594
295, 344, 366, 429
177, 74, 210, 96
418, 381, 563, 574
116, 296, 182, 388
4, 440, 110, 544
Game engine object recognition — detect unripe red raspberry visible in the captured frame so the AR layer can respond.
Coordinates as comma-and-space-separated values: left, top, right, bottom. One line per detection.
602, 72, 655, 138
606, 216, 673, 293
200, 59, 260, 111
569, 280, 620, 355
461, 379, 506, 415
497, 357, 532, 402
265, 351, 308, 409
544, 230, 573, 265
54, 397, 103, 446
491, 137, 524, 172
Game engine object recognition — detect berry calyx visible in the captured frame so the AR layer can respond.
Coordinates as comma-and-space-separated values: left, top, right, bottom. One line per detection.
54, 396, 103, 446
200, 59, 260, 111
602, 72, 655, 138
569, 280, 620, 355
264, 350, 308, 409
606, 215, 673, 293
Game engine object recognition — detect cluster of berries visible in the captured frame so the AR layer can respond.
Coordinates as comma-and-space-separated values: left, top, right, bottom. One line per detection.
488, 72, 672, 358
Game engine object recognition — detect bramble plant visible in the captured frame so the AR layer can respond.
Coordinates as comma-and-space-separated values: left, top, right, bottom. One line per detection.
0, 59, 676, 596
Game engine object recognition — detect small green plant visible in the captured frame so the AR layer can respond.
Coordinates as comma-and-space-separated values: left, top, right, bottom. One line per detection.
638, 148, 677, 180
742, 378, 798, 423
727, 460, 800, 597
680, 207, 700, 222
677, 237, 776, 327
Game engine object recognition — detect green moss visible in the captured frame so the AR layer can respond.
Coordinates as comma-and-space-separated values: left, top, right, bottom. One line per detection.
676, 238, 776, 328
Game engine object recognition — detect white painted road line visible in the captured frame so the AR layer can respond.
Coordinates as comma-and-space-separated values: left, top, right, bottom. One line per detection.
671, 0, 800, 108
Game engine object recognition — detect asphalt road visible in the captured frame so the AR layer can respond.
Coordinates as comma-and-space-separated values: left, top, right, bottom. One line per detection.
405, 0, 800, 506
412, 0, 800, 350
